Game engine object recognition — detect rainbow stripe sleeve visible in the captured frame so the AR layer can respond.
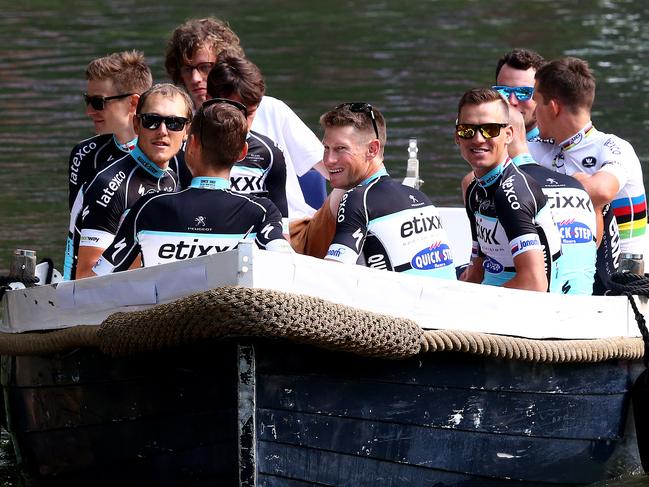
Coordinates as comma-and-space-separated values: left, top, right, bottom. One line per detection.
612, 194, 647, 239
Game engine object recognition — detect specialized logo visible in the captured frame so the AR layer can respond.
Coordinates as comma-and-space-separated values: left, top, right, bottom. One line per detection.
581, 156, 597, 168
558, 220, 593, 244
82, 205, 90, 220
195, 216, 207, 227
400, 213, 442, 238
111, 238, 127, 260
483, 257, 504, 274
352, 228, 364, 251
500, 175, 520, 210
546, 178, 558, 185
411, 242, 453, 270
69, 141, 97, 185
260, 223, 273, 240
96, 170, 126, 208
158, 239, 231, 260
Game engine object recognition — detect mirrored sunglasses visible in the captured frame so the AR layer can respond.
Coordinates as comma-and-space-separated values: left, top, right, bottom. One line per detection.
456, 123, 508, 140
492, 85, 535, 101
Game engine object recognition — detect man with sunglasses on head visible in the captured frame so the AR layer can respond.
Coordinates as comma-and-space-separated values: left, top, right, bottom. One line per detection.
73, 84, 191, 279
458, 88, 562, 292
529, 57, 645, 269
165, 18, 328, 212
91, 100, 290, 276
322, 103, 456, 279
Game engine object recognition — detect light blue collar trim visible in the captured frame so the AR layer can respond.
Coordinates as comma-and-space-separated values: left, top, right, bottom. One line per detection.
190, 177, 230, 189
359, 167, 388, 186
526, 126, 540, 141
131, 145, 167, 178
511, 153, 536, 167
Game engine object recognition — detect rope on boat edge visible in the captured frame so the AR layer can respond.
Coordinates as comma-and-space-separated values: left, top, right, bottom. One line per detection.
0, 285, 644, 363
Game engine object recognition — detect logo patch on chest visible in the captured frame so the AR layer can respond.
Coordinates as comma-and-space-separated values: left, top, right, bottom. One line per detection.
581, 156, 597, 168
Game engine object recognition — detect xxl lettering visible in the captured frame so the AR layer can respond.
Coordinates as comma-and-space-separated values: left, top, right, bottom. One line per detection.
231, 175, 262, 192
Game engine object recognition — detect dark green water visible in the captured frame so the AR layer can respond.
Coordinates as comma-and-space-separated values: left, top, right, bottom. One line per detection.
0, 1, 649, 485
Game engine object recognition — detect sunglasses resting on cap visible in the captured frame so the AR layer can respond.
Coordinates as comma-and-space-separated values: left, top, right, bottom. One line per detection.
491, 85, 534, 101
83, 92, 134, 111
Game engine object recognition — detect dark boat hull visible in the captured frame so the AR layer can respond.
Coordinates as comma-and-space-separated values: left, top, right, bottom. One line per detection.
1, 340, 643, 486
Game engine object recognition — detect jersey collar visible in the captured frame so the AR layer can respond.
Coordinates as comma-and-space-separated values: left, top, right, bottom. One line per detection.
190, 177, 230, 190
359, 167, 388, 186
511, 152, 536, 167
113, 135, 137, 153
558, 122, 595, 151
477, 158, 510, 188
526, 126, 539, 141
131, 145, 168, 178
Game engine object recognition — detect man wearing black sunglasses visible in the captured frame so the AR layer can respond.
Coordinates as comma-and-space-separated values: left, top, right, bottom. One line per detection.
91, 100, 290, 275
64, 51, 153, 280
322, 103, 456, 280
458, 88, 562, 293
73, 84, 191, 279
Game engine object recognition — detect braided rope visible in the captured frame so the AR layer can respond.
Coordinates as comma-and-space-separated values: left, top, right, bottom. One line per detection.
0, 286, 644, 363
421, 329, 644, 363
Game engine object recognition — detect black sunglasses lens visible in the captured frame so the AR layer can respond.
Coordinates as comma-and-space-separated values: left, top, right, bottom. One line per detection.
164, 117, 187, 131
140, 114, 162, 129
140, 114, 187, 131
84, 94, 105, 111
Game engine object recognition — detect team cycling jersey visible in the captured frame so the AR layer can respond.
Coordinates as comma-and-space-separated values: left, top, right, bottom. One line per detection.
513, 153, 598, 294
229, 130, 289, 231
465, 159, 562, 291
326, 170, 456, 279
93, 177, 289, 274
63, 146, 178, 280
68, 133, 136, 210
529, 124, 646, 254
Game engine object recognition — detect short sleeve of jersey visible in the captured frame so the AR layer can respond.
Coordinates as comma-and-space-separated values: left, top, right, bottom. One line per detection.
597, 136, 637, 190
326, 187, 368, 263
464, 181, 482, 259
252, 96, 323, 177
93, 195, 152, 275
252, 197, 289, 250
494, 171, 546, 257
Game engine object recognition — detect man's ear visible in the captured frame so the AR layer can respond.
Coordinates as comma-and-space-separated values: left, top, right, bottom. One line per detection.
237, 141, 249, 162
550, 99, 561, 118
129, 94, 140, 115
367, 139, 381, 159
133, 113, 141, 135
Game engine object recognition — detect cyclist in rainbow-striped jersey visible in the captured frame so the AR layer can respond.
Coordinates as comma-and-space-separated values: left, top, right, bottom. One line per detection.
529, 57, 646, 256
